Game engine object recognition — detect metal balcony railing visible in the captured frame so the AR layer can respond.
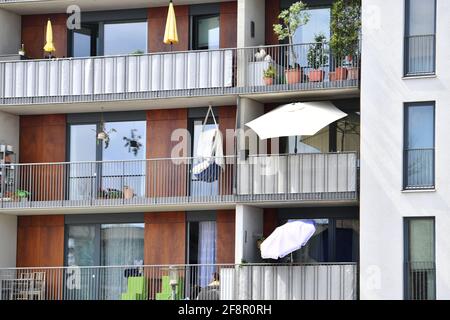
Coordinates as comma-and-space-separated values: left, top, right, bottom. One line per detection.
0, 153, 359, 210
404, 34, 436, 76
0, 42, 360, 105
405, 261, 436, 300
403, 148, 435, 190
0, 263, 358, 300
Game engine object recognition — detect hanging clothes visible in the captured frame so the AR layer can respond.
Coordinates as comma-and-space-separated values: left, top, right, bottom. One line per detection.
192, 106, 224, 182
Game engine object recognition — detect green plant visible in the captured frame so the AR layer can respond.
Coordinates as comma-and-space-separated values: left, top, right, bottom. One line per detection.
330, 0, 361, 61
307, 33, 329, 69
273, 1, 310, 68
131, 50, 144, 55
263, 65, 276, 79
15, 189, 30, 199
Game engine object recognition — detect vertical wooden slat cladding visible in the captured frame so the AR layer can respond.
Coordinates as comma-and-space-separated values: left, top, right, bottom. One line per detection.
218, 106, 237, 196
263, 208, 278, 238
219, 1, 237, 48
265, 0, 280, 45
144, 212, 186, 265
216, 210, 235, 264
16, 215, 64, 267
21, 14, 68, 59
146, 109, 188, 197
148, 5, 189, 52
19, 115, 66, 202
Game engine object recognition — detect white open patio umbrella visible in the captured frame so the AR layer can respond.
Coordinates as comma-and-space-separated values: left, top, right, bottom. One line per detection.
260, 220, 316, 260
246, 101, 347, 140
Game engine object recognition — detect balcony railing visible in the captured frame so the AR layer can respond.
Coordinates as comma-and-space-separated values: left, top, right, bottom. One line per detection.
404, 34, 436, 76
0, 263, 358, 300
237, 153, 358, 202
405, 261, 436, 300
0, 153, 358, 210
0, 42, 360, 105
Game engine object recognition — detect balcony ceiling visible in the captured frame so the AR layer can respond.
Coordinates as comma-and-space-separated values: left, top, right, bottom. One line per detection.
0, 0, 233, 15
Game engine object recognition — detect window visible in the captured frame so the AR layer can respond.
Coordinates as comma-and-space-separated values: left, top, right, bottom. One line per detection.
288, 218, 359, 263
65, 218, 144, 300
186, 212, 217, 299
403, 103, 435, 189
192, 15, 220, 50
68, 117, 147, 200
404, 0, 436, 75
104, 21, 147, 55
404, 218, 435, 300
69, 9, 148, 57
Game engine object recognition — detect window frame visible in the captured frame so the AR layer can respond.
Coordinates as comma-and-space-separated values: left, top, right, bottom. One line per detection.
403, 0, 437, 77
403, 102, 436, 190
403, 217, 436, 300
191, 13, 221, 51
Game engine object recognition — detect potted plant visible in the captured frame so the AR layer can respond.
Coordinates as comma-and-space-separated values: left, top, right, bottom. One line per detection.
15, 189, 30, 202
273, 1, 310, 84
123, 186, 134, 200
330, 0, 361, 81
262, 65, 276, 85
307, 33, 329, 82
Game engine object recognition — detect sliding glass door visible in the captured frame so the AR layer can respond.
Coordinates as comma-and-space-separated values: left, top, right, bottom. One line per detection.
68, 120, 146, 202
65, 222, 144, 300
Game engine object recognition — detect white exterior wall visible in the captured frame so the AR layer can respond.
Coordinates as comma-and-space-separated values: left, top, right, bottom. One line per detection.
235, 205, 263, 264
0, 110, 20, 158
237, 0, 265, 48
360, 0, 450, 299
0, 9, 21, 55
0, 214, 17, 267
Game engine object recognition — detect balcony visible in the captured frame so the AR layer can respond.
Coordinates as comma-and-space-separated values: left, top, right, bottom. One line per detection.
0, 43, 360, 111
0, 263, 358, 300
0, 153, 358, 213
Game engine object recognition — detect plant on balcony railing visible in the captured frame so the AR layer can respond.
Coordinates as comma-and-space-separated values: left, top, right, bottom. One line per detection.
14, 189, 30, 202
262, 65, 277, 86
307, 33, 329, 82
97, 188, 123, 200
330, 0, 361, 81
273, 1, 310, 84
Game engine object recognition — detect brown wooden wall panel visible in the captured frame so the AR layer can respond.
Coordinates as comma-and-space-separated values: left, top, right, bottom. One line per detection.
20, 114, 66, 163
146, 109, 188, 197
16, 215, 64, 267
148, 5, 189, 52
263, 208, 278, 238
22, 14, 68, 59
265, 0, 280, 45
219, 1, 237, 48
216, 210, 235, 264
144, 212, 186, 265
19, 115, 66, 201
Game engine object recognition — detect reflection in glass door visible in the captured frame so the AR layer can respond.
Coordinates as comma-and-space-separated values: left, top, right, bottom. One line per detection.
65, 225, 99, 300
65, 223, 144, 300
69, 124, 97, 201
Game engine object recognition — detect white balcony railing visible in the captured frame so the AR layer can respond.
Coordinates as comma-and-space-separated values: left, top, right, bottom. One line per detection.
0, 263, 358, 300
0, 43, 360, 105
0, 153, 358, 210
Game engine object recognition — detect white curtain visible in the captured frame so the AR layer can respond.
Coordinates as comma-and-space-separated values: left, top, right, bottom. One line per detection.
198, 221, 217, 287
100, 224, 145, 300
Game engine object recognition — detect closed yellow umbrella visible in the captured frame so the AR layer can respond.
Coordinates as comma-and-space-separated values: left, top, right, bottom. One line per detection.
43, 19, 56, 54
163, 0, 179, 47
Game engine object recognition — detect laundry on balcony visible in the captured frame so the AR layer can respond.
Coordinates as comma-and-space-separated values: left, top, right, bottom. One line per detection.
246, 101, 347, 140
260, 220, 316, 260
192, 106, 224, 183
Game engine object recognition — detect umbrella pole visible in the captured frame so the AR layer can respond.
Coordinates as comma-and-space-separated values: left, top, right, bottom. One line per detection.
294, 136, 298, 154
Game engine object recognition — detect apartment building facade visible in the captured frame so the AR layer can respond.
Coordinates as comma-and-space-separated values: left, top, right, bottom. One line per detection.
5, 0, 444, 301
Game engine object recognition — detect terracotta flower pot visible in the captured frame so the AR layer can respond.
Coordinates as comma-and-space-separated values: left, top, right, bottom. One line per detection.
263, 77, 274, 86
334, 67, 348, 80
285, 69, 302, 84
123, 186, 134, 199
308, 69, 325, 82
347, 67, 359, 80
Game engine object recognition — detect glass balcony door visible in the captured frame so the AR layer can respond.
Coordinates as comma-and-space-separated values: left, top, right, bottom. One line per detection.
68, 120, 146, 202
